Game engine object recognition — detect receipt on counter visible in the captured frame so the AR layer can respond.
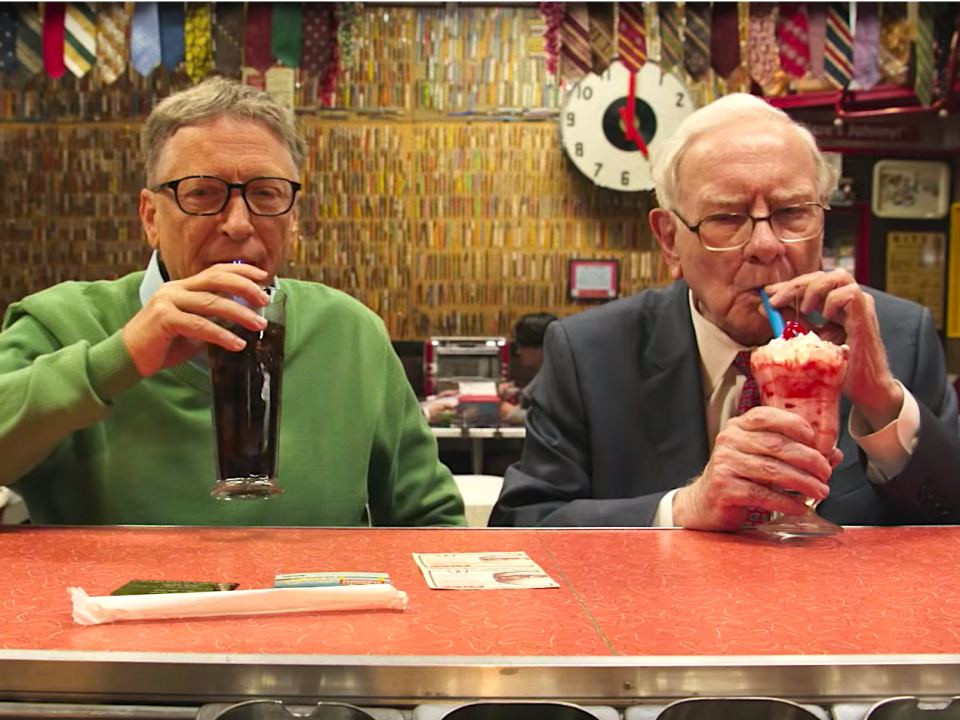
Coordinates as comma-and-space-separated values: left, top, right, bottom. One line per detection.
70, 583, 408, 625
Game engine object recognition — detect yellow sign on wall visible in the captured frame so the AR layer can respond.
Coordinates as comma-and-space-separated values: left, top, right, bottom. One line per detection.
948, 203, 960, 338
886, 231, 946, 330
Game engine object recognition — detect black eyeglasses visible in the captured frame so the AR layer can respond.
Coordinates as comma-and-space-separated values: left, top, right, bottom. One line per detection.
673, 202, 829, 252
152, 175, 302, 217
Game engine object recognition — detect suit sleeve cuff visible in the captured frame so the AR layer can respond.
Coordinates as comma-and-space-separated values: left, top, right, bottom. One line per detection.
653, 488, 679, 527
849, 381, 920, 482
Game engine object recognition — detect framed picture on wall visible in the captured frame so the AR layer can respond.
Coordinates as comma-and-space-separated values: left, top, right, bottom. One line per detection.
568, 259, 619, 300
871, 160, 950, 219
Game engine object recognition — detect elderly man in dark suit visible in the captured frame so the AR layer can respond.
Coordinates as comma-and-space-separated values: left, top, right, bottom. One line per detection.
490, 94, 960, 531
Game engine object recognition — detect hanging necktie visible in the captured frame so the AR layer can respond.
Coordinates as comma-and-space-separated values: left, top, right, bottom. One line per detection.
158, 2, 185, 70
42, 2, 67, 79
778, 3, 810, 80
617, 2, 646, 74
659, 3, 683, 75
245, 2, 275, 75
96, 3, 127, 85
184, 3, 213, 83
748, 3, 778, 90
587, 3, 615, 73
710, 1, 739, 78
733, 351, 771, 527
130, 2, 161, 77
214, 3, 244, 79
684, 3, 711, 81
15, 4, 42, 75
877, 2, 909, 85
806, 3, 827, 80
932, 5, 958, 102
853, 2, 880, 89
64, 2, 96, 77
272, 2, 303, 68
560, 2, 591, 84
541, 2, 563, 78
824, 2, 853, 89
0, 6, 16, 73
300, 3, 335, 78
914, 3, 935, 106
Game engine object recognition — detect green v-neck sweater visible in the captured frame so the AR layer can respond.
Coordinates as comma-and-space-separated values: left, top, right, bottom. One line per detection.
0, 273, 466, 527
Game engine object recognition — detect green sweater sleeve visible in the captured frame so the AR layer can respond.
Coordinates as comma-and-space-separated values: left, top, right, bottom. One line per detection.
366, 328, 467, 527
0, 314, 141, 487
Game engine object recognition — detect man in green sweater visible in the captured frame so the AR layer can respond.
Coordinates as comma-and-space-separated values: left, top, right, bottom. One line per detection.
0, 78, 466, 528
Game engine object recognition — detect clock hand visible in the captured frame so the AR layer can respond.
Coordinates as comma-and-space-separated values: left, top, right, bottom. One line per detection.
618, 72, 649, 159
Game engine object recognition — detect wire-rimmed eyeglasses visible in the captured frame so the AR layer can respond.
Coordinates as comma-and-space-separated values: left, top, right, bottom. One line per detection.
672, 202, 829, 252
151, 175, 302, 217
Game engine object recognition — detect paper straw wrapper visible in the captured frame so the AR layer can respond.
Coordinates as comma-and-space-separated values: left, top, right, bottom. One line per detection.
69, 584, 408, 626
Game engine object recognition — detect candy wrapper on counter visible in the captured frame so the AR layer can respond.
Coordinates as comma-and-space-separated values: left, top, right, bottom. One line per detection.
69, 584, 408, 625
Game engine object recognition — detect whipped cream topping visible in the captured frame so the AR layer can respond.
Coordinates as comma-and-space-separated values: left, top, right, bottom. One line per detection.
754, 330, 846, 367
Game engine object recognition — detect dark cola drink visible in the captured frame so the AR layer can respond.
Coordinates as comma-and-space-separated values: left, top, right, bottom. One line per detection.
209, 319, 285, 499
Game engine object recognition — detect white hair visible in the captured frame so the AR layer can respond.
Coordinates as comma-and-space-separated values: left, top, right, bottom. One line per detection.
651, 93, 839, 211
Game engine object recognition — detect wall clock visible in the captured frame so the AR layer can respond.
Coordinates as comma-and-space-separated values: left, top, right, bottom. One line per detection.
559, 60, 696, 192
871, 160, 951, 220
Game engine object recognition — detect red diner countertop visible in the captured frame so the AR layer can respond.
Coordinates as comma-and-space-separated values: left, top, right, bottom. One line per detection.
1, 525, 959, 657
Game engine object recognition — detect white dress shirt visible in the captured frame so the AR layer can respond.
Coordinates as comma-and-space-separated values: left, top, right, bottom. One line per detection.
651, 291, 920, 527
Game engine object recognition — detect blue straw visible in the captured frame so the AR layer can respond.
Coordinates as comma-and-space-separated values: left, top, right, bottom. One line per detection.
759, 288, 785, 338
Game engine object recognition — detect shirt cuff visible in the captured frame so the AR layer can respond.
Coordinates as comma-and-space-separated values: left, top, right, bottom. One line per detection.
653, 488, 680, 527
849, 381, 920, 482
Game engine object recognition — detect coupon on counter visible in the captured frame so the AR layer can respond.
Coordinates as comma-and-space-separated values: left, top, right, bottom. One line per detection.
413, 551, 559, 590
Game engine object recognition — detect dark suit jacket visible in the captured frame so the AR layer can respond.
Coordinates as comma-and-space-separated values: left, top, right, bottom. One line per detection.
489, 281, 960, 527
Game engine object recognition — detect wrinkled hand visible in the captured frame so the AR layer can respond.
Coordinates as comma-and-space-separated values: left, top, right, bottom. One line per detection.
765, 269, 903, 430
122, 263, 271, 377
672, 407, 839, 531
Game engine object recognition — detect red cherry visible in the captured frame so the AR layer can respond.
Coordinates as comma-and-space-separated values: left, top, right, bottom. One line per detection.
782, 321, 807, 339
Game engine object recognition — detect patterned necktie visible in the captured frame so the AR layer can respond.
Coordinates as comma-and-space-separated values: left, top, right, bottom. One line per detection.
853, 2, 880, 89
0, 6, 15, 73
64, 2, 96, 77
658, 2, 683, 74
560, 2, 591, 84
684, 3, 711, 81
272, 2, 303, 68
15, 4, 42, 75
158, 2, 185, 70
877, 2, 909, 85
96, 2, 127, 85
245, 2, 275, 75
42, 1, 67, 79
616, 2, 646, 74
824, 2, 853, 89
733, 350, 770, 527
300, 3, 335, 78
806, 3, 827, 80
733, 351, 760, 416
587, 4, 615, 73
778, 3, 810, 80
748, 3, 778, 89
130, 2, 161, 77
214, 3, 244, 79
184, 3, 213, 83
710, 2, 739, 78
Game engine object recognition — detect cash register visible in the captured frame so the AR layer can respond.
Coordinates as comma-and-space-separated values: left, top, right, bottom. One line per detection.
424, 336, 509, 427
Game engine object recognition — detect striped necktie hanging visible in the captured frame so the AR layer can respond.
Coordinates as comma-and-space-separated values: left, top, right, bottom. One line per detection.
710, 2, 739, 78
853, 2, 880, 89
617, 2, 646, 74
214, 3, 244, 79
659, 3, 683, 75
64, 2, 96, 77
588, 3, 615, 73
15, 4, 42, 75
914, 3, 935, 106
42, 2, 67, 79
96, 2, 127, 85
684, 3, 711, 81
245, 2, 275, 75
824, 2, 853, 88
560, 2, 591, 83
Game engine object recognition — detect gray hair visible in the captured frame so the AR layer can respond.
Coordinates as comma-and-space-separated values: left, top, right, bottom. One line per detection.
651, 93, 838, 211
141, 76, 305, 185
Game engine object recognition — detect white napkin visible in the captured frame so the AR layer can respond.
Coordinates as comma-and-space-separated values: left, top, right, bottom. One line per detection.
69, 584, 408, 626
